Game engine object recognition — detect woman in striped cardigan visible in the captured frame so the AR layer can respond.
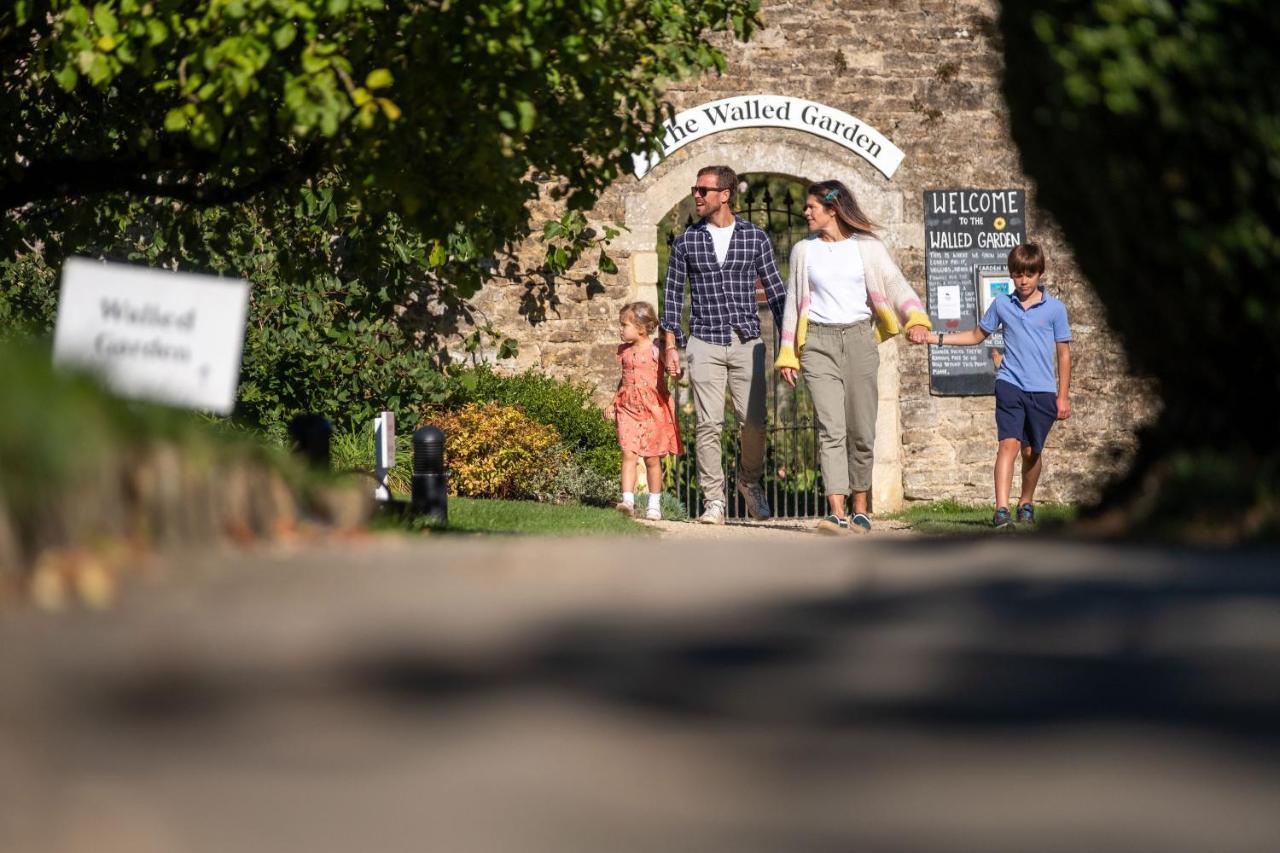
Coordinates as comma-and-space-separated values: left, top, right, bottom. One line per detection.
775, 180, 931, 534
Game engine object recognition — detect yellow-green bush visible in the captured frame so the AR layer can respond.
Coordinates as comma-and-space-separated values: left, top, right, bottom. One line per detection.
420, 403, 565, 500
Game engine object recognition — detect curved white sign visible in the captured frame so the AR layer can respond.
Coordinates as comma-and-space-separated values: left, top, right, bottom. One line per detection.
632, 95, 905, 179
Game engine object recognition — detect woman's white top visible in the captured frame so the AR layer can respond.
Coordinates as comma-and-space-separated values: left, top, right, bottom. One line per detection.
806, 237, 871, 324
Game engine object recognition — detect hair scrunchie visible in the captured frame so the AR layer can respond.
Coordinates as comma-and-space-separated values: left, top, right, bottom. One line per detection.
823, 189, 841, 203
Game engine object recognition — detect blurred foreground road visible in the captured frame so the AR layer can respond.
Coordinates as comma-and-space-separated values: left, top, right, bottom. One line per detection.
3, 534, 1280, 852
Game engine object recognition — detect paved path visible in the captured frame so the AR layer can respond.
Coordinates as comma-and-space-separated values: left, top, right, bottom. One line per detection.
3, 534, 1279, 852
648, 514, 915, 540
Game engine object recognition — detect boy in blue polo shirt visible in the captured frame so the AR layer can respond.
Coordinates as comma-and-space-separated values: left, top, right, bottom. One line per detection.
917, 243, 1072, 527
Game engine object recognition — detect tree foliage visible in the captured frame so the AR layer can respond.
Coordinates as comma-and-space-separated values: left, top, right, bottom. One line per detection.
1000, 0, 1280, 533
1, 0, 762, 432
2, 0, 761, 250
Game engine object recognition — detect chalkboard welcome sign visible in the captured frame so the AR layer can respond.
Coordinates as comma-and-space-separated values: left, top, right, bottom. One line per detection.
924, 188, 1027, 396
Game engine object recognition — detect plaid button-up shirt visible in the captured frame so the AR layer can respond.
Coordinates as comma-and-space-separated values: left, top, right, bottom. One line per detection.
661, 216, 786, 348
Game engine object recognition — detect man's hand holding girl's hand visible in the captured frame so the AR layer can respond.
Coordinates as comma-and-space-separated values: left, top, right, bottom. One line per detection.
663, 348, 681, 377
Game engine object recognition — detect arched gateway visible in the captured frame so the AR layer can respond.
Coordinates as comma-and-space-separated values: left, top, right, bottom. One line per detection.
612, 109, 911, 514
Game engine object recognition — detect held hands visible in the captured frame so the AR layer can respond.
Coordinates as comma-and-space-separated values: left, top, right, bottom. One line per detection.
604, 406, 616, 423
906, 325, 930, 345
663, 347, 681, 377
780, 367, 798, 388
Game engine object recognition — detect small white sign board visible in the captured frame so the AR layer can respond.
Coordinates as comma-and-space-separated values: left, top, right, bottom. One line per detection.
977, 268, 1013, 318
976, 266, 1012, 349
937, 285, 962, 320
52, 258, 250, 414
373, 411, 396, 501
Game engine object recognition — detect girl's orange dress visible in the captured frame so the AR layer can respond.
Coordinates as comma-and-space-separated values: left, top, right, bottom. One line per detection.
613, 342, 682, 457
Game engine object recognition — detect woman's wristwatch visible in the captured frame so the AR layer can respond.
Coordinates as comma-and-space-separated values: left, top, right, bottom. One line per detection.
937, 333, 944, 345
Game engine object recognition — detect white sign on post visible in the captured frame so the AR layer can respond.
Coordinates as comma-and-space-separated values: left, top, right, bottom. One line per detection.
373, 411, 396, 501
52, 258, 251, 415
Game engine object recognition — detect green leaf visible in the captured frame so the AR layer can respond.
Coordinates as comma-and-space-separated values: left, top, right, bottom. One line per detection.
93, 3, 119, 36
273, 23, 297, 50
163, 107, 188, 132
377, 97, 401, 120
146, 19, 168, 45
365, 68, 393, 89
54, 64, 79, 92
428, 242, 448, 267
516, 99, 536, 132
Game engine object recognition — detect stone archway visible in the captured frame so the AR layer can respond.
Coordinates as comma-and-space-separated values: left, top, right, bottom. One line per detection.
612, 128, 909, 512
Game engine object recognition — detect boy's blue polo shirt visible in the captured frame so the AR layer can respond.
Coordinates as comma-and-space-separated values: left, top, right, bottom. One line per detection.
979, 286, 1071, 393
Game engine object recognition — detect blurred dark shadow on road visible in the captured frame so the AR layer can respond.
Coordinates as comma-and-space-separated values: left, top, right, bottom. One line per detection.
4, 538, 1280, 852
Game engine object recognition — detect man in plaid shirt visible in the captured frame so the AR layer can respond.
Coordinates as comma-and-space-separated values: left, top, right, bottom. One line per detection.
661, 165, 787, 524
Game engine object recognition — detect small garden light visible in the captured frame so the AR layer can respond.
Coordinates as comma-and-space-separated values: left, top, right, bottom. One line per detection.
288, 413, 332, 470
411, 425, 447, 523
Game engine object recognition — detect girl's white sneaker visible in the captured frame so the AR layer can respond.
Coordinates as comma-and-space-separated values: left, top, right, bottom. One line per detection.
645, 507, 662, 521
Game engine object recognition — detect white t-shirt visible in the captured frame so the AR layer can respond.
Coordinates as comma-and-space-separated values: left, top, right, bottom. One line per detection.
806, 238, 871, 324
707, 222, 735, 266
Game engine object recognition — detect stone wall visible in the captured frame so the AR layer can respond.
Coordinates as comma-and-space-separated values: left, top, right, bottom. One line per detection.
466, 0, 1157, 508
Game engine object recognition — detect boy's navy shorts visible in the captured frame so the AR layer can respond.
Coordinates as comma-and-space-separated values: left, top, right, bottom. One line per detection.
995, 379, 1058, 453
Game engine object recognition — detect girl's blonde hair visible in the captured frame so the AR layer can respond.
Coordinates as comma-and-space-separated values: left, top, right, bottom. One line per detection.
620, 301, 659, 336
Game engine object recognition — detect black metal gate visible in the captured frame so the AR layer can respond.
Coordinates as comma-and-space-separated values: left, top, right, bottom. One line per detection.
661, 176, 824, 519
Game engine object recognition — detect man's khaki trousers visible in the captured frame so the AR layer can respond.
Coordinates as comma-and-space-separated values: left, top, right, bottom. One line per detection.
685, 335, 767, 505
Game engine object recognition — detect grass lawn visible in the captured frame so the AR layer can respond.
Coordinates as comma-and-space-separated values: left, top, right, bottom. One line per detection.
404, 497, 655, 536
887, 499, 1077, 535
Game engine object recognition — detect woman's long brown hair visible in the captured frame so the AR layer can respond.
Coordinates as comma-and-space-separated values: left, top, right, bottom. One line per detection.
807, 180, 877, 237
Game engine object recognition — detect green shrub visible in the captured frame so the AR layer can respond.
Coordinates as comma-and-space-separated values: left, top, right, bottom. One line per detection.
420, 402, 565, 500
428, 366, 622, 507
537, 446, 618, 508
0, 255, 58, 342
452, 365, 615, 452
578, 444, 622, 482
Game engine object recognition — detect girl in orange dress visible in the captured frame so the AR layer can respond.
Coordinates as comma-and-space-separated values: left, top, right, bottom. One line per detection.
604, 302, 683, 520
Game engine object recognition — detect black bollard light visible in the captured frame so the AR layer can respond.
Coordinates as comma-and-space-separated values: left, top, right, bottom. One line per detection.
411, 425, 448, 523
288, 413, 333, 470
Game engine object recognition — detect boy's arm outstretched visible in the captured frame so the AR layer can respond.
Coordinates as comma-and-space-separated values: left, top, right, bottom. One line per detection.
1055, 341, 1072, 420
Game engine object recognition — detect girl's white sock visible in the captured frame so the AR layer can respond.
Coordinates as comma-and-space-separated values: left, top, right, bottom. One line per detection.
647, 492, 661, 510
622, 491, 635, 506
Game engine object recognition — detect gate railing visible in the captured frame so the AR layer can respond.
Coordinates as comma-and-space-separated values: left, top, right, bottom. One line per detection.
663, 177, 825, 519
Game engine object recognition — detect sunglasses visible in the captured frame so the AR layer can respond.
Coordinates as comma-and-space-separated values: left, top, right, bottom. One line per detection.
691, 185, 728, 197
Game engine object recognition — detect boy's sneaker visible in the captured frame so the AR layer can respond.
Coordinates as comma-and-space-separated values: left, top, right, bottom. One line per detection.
991, 507, 1013, 529
616, 501, 635, 517
697, 500, 726, 525
736, 480, 772, 520
849, 513, 872, 534
1016, 503, 1036, 525
816, 514, 848, 535
645, 506, 662, 521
